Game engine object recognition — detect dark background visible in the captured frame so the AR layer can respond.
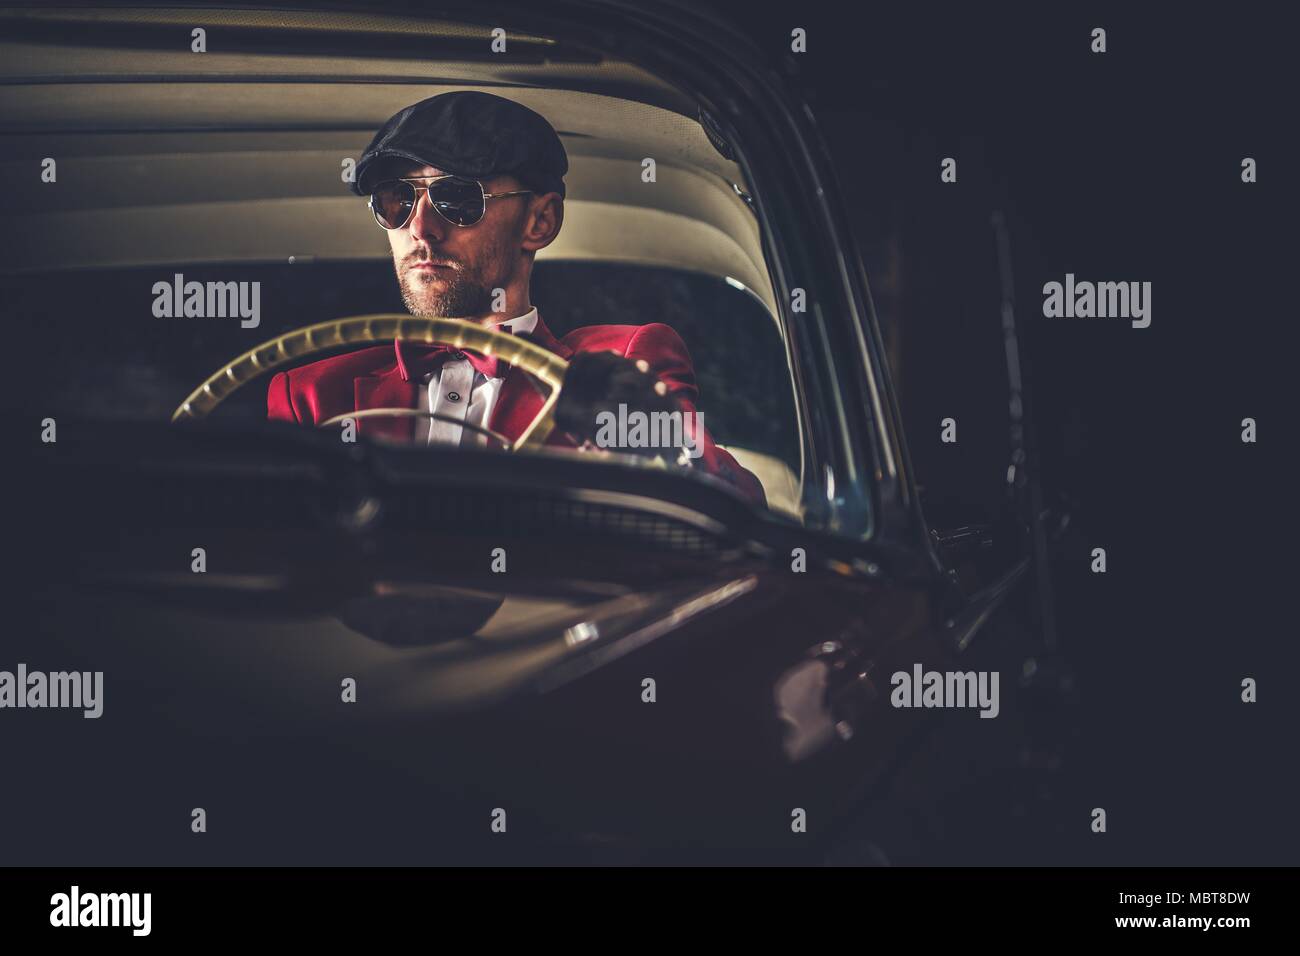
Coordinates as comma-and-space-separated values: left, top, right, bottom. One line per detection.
709, 1, 1297, 862
2, 1, 1294, 869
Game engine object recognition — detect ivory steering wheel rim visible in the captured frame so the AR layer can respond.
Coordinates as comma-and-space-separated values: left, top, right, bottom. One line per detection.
171, 314, 569, 451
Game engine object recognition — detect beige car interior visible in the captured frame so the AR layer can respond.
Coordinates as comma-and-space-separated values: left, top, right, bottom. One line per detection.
0, 6, 806, 519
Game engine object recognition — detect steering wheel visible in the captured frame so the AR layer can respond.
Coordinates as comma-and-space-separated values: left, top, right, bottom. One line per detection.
171, 314, 569, 451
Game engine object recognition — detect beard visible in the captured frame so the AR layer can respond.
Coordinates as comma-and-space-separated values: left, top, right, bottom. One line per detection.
395, 247, 501, 319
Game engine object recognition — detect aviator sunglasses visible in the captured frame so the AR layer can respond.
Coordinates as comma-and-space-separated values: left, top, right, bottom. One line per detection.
369, 175, 532, 229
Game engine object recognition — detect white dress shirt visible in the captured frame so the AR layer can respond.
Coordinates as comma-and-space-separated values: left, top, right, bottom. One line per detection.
415, 308, 539, 448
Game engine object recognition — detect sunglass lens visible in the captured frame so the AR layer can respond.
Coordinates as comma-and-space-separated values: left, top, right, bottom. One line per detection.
372, 180, 416, 229
427, 177, 486, 226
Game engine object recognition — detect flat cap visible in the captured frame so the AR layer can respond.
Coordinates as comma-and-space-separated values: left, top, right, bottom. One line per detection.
351, 91, 568, 199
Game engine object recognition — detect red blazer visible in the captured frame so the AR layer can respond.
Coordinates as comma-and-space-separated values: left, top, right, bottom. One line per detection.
266, 315, 766, 505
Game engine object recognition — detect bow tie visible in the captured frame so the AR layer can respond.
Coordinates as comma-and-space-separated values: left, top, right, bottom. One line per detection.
405, 343, 503, 380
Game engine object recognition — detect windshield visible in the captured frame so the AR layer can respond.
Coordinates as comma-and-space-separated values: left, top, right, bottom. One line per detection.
1, 5, 854, 530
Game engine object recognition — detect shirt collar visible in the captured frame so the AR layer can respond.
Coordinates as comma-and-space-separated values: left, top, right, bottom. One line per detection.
494, 307, 538, 336
394, 307, 543, 382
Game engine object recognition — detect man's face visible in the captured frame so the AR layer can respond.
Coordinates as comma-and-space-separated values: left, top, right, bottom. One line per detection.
384, 164, 532, 319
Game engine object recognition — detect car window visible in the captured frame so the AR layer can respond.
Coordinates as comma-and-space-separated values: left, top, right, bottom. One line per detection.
4, 258, 804, 514
532, 263, 800, 468
0, 8, 866, 529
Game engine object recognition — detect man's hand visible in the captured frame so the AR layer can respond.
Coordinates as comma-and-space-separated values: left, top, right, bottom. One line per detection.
554, 350, 681, 459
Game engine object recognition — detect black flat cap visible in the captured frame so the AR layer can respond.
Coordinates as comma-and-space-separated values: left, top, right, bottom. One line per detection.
352, 91, 568, 198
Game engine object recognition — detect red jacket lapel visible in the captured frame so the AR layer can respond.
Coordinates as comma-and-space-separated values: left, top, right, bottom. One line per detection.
490, 313, 576, 444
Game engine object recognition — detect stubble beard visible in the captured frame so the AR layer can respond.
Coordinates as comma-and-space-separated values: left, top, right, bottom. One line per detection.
396, 247, 503, 319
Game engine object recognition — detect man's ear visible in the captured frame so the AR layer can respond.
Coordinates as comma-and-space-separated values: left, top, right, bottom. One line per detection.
521, 192, 563, 252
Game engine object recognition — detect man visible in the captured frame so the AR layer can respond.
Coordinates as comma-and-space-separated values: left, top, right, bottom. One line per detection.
267, 91, 764, 505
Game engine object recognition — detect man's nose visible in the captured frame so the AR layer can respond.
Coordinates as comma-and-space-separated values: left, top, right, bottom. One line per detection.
406, 188, 447, 243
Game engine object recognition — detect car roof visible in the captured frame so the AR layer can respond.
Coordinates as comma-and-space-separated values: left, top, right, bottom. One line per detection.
0, 6, 777, 315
